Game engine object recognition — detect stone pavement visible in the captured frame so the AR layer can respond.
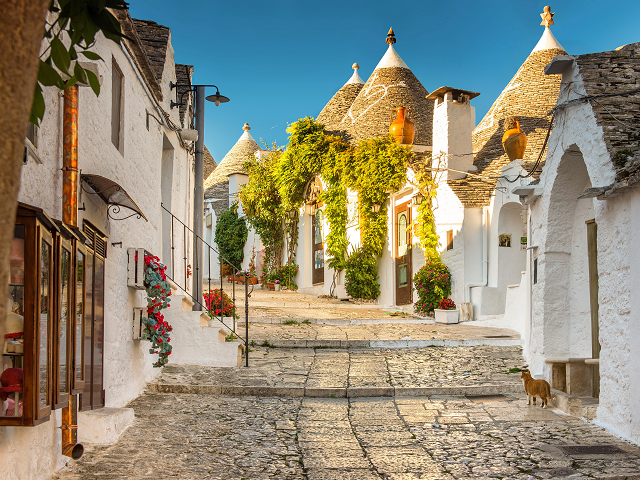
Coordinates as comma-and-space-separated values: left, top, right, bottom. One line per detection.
149, 346, 526, 397
55, 392, 640, 480
244, 322, 520, 348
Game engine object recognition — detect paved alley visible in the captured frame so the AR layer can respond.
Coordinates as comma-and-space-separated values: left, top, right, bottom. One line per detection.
54, 346, 640, 480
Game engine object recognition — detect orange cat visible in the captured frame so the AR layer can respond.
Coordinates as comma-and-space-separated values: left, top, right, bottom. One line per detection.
520, 370, 555, 408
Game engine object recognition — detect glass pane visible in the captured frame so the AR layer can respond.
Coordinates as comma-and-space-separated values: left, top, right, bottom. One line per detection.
399, 264, 408, 287
314, 210, 323, 245
75, 251, 84, 383
59, 248, 70, 395
39, 239, 51, 409
82, 251, 93, 411
93, 256, 105, 407
2, 226, 25, 417
314, 249, 324, 270
398, 212, 408, 256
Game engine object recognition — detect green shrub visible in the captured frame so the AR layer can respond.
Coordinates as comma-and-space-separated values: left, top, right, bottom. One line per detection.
214, 203, 248, 269
344, 248, 380, 300
413, 259, 452, 314
264, 264, 299, 290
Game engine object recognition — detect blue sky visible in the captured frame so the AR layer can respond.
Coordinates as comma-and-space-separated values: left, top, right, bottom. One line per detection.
128, 0, 640, 162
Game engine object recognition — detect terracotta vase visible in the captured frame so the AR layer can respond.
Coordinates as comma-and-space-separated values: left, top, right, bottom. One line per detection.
501, 118, 527, 161
389, 107, 415, 145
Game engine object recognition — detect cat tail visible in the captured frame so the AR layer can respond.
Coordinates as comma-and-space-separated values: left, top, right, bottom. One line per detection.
545, 383, 556, 402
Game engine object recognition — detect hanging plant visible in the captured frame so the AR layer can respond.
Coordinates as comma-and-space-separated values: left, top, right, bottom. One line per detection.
142, 253, 172, 367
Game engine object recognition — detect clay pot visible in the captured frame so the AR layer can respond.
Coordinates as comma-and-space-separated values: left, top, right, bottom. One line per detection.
502, 118, 527, 161
389, 107, 415, 145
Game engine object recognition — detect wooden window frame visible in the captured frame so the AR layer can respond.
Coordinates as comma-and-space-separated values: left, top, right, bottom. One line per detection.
72, 243, 86, 394
53, 233, 73, 409
446, 230, 454, 251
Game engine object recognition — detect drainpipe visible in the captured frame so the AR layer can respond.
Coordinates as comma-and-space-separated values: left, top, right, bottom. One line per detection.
465, 206, 489, 303
61, 85, 83, 459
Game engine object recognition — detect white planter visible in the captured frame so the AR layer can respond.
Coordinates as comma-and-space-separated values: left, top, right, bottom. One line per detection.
274, 285, 281, 291
435, 309, 459, 324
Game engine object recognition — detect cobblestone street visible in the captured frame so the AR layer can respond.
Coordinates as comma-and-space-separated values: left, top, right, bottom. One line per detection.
56, 392, 640, 480
55, 346, 640, 480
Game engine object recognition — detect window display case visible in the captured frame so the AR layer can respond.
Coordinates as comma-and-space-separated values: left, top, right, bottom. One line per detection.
0, 204, 87, 426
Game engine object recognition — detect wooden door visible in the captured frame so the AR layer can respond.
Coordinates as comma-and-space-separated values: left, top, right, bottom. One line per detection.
312, 208, 324, 285
395, 202, 412, 305
586, 220, 600, 398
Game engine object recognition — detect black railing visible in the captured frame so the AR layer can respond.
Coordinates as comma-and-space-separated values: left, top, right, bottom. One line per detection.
161, 203, 250, 367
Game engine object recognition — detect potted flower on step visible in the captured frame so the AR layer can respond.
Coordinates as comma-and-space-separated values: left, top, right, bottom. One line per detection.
435, 298, 459, 324
274, 280, 280, 291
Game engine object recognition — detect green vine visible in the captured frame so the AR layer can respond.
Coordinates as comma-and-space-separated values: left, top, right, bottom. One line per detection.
214, 203, 248, 269
238, 147, 285, 272
409, 153, 441, 260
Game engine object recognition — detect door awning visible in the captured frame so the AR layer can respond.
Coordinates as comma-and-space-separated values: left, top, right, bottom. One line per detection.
81, 174, 148, 221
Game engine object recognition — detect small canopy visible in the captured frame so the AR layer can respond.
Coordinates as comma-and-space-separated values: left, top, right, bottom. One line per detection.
81, 174, 148, 221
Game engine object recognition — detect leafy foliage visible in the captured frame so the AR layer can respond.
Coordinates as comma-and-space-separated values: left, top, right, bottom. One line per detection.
214, 203, 248, 269
239, 148, 285, 272
263, 264, 299, 290
204, 289, 237, 319
31, 0, 130, 125
409, 152, 441, 260
143, 253, 172, 367
344, 249, 380, 300
413, 259, 452, 315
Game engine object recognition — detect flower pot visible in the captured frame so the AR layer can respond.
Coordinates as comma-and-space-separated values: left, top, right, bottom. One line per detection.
249, 277, 258, 285
435, 309, 459, 324
267, 282, 275, 291
274, 284, 280, 291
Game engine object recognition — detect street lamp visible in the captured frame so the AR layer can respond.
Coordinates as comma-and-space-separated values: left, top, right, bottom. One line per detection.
170, 82, 230, 311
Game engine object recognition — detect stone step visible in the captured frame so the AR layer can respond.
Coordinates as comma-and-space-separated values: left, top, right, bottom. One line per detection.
147, 383, 524, 398
251, 338, 523, 348
551, 388, 599, 420
245, 317, 432, 325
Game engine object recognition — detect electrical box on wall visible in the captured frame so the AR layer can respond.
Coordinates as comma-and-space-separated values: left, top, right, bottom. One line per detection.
127, 248, 146, 289
132, 307, 148, 340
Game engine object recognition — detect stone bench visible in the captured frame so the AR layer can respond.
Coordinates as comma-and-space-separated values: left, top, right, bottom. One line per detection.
544, 358, 595, 397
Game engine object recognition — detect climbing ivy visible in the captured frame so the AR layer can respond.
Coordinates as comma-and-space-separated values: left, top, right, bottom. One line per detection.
214, 203, 248, 269
408, 153, 440, 260
238, 147, 285, 272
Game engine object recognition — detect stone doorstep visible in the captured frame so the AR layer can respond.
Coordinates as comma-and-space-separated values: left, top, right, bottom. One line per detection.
147, 383, 523, 398
552, 388, 599, 420
77, 407, 135, 445
255, 338, 522, 348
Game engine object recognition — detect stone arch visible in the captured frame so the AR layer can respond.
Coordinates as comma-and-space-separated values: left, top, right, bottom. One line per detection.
541, 144, 594, 358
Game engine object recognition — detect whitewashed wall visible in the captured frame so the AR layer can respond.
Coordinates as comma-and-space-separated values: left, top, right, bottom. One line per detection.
528, 62, 640, 445
5, 29, 194, 480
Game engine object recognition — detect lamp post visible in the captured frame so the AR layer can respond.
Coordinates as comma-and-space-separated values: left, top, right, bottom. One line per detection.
170, 83, 229, 310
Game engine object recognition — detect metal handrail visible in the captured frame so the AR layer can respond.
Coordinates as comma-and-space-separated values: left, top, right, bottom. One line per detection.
161, 203, 250, 366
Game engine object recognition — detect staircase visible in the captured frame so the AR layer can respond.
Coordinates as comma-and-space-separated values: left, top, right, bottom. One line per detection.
164, 285, 245, 367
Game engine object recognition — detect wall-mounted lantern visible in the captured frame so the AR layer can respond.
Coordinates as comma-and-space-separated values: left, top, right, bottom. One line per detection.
287, 210, 298, 220
371, 204, 381, 213
412, 193, 424, 206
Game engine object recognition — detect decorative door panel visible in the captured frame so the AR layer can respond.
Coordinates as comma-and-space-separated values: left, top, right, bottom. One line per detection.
312, 208, 324, 285
395, 202, 412, 305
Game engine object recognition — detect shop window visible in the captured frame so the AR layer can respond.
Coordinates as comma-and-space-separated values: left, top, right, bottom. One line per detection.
80, 223, 106, 411
1, 204, 87, 427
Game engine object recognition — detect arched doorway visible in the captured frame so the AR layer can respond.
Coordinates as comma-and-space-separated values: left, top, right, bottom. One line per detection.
542, 145, 598, 366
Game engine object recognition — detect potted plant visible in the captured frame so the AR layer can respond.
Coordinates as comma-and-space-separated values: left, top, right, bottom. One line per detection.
434, 298, 459, 324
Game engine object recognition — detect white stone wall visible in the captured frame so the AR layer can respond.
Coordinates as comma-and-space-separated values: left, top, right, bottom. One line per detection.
528, 63, 640, 445
5, 30, 194, 479
434, 183, 465, 304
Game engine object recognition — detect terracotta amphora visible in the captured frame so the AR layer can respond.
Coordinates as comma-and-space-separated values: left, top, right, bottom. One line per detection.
502, 117, 527, 161
389, 107, 415, 145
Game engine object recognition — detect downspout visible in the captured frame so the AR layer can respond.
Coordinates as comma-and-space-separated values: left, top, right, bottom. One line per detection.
465, 206, 489, 303
61, 85, 83, 459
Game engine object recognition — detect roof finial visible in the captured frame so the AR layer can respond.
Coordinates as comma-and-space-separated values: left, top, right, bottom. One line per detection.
352, 63, 360, 71
243, 123, 250, 132
540, 6, 555, 27
386, 27, 396, 45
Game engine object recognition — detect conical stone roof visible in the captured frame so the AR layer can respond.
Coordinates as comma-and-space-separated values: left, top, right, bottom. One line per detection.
449, 23, 567, 208
317, 63, 364, 133
337, 30, 434, 146
204, 123, 260, 188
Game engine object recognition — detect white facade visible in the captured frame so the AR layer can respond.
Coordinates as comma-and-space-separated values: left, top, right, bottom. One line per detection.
2, 23, 197, 479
